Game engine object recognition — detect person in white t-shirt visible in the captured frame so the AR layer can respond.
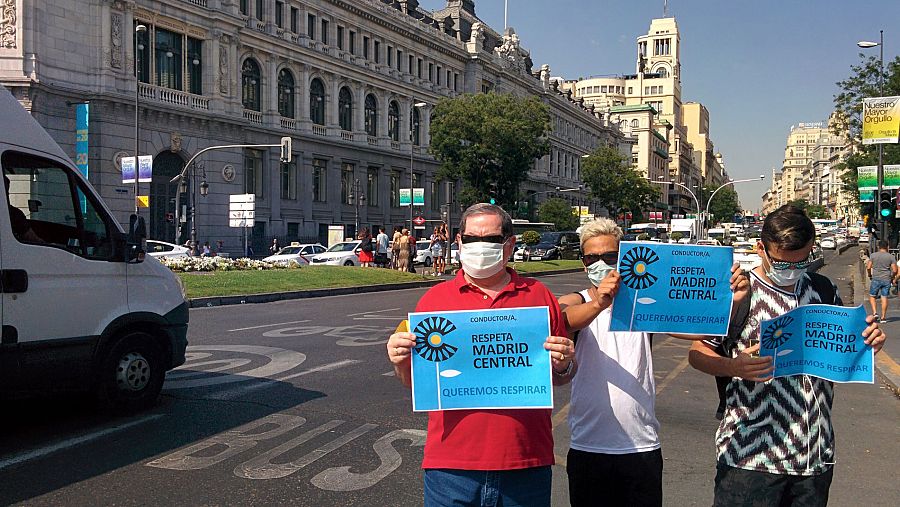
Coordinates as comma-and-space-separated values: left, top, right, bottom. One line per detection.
559, 218, 749, 507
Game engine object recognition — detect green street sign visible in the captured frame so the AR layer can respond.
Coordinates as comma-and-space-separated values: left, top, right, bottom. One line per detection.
399, 188, 411, 206
413, 187, 425, 206
857, 165, 900, 191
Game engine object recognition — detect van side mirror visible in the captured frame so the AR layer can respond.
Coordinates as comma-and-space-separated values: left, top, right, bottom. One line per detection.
126, 214, 147, 263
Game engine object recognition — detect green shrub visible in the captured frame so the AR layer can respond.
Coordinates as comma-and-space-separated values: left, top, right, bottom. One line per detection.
522, 230, 541, 245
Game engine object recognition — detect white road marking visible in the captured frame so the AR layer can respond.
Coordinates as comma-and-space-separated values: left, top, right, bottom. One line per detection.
209, 360, 362, 400
164, 346, 307, 389
0, 415, 164, 472
347, 308, 405, 320
382, 371, 395, 376
228, 320, 310, 332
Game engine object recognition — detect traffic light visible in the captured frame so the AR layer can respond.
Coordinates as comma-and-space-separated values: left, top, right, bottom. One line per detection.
879, 192, 893, 218
280, 136, 292, 163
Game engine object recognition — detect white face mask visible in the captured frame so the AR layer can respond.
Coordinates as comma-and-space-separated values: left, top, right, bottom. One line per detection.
587, 260, 615, 287
762, 250, 805, 287
460, 241, 506, 278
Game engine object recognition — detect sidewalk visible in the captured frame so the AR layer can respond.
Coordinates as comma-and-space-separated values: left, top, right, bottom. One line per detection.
851, 257, 900, 395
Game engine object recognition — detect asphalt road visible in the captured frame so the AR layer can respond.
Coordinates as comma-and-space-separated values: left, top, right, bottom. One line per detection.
1, 249, 897, 506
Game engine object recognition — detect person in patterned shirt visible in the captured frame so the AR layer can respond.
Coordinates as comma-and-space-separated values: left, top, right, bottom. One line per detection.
688, 205, 886, 506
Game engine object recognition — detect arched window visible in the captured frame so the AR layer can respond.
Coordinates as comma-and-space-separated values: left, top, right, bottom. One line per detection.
630, 119, 639, 128
364, 94, 377, 137
656, 67, 668, 78
338, 86, 353, 131
310, 78, 325, 125
241, 58, 261, 111
277, 68, 295, 118
411, 107, 421, 145
388, 100, 400, 141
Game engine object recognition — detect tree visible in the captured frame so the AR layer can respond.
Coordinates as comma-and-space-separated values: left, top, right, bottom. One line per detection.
521, 230, 541, 245
704, 184, 741, 223
429, 93, 552, 209
785, 198, 827, 218
537, 198, 579, 231
581, 146, 660, 221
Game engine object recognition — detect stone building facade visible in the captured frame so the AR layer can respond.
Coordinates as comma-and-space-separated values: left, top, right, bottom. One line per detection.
0, 0, 621, 254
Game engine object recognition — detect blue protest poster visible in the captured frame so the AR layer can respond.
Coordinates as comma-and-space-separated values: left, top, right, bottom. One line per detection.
609, 242, 734, 335
759, 304, 874, 383
408, 307, 553, 412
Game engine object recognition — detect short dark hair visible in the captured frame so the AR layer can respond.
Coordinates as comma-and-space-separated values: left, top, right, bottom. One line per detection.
878, 240, 889, 250
459, 203, 513, 238
761, 205, 815, 251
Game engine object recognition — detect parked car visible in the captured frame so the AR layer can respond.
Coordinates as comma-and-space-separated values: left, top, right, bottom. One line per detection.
308, 241, 362, 266
696, 239, 721, 246
262, 242, 327, 265
858, 233, 870, 246
147, 239, 191, 260
820, 237, 836, 250
732, 241, 761, 271
527, 231, 581, 260
449, 242, 460, 265
415, 240, 435, 267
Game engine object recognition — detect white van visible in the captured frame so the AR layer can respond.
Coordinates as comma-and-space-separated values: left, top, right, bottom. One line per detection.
0, 86, 188, 410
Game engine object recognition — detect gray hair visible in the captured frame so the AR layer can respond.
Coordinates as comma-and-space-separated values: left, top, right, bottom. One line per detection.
459, 203, 513, 238
579, 217, 622, 249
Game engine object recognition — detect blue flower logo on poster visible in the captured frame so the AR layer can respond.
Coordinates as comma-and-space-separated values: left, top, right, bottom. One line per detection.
414, 316, 459, 362
620, 246, 660, 290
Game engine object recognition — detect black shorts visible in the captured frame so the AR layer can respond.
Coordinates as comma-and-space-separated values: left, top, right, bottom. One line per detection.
713, 463, 833, 507
567, 448, 663, 507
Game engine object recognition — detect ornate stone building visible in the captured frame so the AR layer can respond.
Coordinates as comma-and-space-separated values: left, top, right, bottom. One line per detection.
0, 0, 622, 253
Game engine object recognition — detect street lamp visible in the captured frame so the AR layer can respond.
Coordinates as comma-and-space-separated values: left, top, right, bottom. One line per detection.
134, 23, 147, 215
656, 176, 701, 240
858, 31, 886, 240
349, 178, 366, 235
409, 99, 426, 236
704, 175, 765, 238
182, 162, 209, 256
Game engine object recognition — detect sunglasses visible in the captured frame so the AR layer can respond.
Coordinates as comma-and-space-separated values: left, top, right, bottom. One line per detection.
582, 251, 619, 267
460, 234, 507, 244
763, 248, 814, 270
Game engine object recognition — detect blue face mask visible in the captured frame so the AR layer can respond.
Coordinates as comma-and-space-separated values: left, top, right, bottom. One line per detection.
587, 259, 615, 287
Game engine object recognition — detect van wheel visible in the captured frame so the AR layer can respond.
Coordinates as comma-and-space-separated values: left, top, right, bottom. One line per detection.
98, 332, 165, 412
343, 260, 354, 266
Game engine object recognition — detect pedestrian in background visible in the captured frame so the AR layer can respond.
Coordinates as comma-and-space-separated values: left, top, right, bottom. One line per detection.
407, 229, 418, 273
391, 226, 402, 269
396, 228, 411, 272
201, 241, 211, 257
866, 239, 897, 323
357, 227, 374, 267
375, 226, 390, 268
270, 238, 279, 255
429, 223, 447, 276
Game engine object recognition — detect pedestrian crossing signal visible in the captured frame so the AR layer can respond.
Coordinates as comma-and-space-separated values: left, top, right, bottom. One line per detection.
280, 137, 292, 163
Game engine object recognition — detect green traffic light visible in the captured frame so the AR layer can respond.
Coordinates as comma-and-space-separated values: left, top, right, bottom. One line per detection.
489, 198, 496, 205
881, 208, 892, 217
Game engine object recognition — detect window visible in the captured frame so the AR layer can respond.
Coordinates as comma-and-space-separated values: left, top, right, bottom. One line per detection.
321, 19, 328, 44
255, 0, 263, 20
409, 55, 415, 75
437, 65, 441, 85
281, 161, 297, 200
644, 86, 649, 95
387, 45, 392, 67
312, 159, 327, 202
396, 49, 402, 71
349, 31, 356, 54
627, 86, 633, 94
151, 27, 183, 90
275, 1, 283, 28
453, 73, 458, 91
277, 68, 295, 118
310, 78, 325, 125
446, 70, 451, 87
631, 119, 639, 128
647, 101, 662, 114
367, 168, 378, 207
290, 7, 298, 32
307, 14, 315, 39
187, 37, 202, 95
417, 58, 423, 78
411, 107, 421, 145
364, 94, 377, 137
390, 170, 401, 207
341, 163, 354, 204
337, 26, 344, 50
388, 101, 400, 142
338, 86, 353, 131
241, 58, 261, 111
429, 62, 434, 82
244, 149, 263, 198
240, 0, 248, 16
657, 67, 668, 78
374, 40, 380, 63
601, 86, 607, 93
363, 36, 370, 59
287, 222, 299, 238
3, 152, 114, 259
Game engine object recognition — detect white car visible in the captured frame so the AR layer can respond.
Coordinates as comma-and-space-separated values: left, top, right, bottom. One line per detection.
415, 240, 435, 267
262, 243, 326, 265
732, 242, 761, 271
146, 240, 191, 260
820, 237, 836, 250
696, 239, 721, 246
308, 241, 362, 266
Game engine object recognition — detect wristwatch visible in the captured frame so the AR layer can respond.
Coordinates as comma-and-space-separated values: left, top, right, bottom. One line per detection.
554, 359, 575, 377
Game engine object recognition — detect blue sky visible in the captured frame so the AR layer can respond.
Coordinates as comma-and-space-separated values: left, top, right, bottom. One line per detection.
418, 0, 900, 211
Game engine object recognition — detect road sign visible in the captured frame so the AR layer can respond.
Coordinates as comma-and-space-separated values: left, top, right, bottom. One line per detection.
579, 214, 595, 224
229, 210, 255, 219
229, 202, 255, 211
135, 195, 149, 208
413, 188, 425, 206
229, 219, 253, 228
230, 193, 256, 203
400, 188, 411, 206
412, 216, 426, 226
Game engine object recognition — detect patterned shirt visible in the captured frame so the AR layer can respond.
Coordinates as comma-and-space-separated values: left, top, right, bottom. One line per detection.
705, 271, 842, 476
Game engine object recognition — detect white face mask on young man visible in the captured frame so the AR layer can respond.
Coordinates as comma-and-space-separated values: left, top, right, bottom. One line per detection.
761, 248, 809, 287
460, 240, 507, 278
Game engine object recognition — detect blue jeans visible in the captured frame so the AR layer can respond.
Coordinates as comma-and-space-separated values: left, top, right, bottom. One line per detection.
424, 467, 551, 507
870, 278, 891, 297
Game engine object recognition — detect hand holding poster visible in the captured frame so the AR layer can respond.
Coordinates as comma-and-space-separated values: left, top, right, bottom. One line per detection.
759, 304, 873, 383
609, 242, 734, 335
409, 307, 553, 412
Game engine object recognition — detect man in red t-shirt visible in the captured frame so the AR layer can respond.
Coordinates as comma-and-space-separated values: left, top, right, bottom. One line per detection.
387, 203, 575, 506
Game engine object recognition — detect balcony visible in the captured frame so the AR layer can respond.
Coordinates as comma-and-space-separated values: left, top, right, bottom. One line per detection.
312, 124, 327, 136
390, 141, 401, 150
182, 0, 207, 6
243, 109, 263, 124
340, 130, 354, 142
138, 83, 209, 111
280, 117, 298, 130
367, 136, 377, 146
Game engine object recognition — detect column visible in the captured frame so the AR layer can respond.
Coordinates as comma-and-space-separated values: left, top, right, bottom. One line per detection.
422, 105, 432, 147
299, 64, 311, 129
353, 83, 366, 138
327, 74, 340, 132
400, 97, 412, 149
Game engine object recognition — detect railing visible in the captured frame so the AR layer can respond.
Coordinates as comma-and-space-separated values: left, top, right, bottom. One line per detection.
243, 109, 263, 124
312, 124, 327, 136
253, 19, 266, 32
390, 141, 401, 150
340, 131, 354, 141
138, 83, 209, 110
182, 0, 207, 7
367, 136, 378, 146
280, 117, 297, 130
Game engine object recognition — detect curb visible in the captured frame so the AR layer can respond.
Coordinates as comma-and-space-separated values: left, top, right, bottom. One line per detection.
187, 267, 585, 308
851, 256, 900, 395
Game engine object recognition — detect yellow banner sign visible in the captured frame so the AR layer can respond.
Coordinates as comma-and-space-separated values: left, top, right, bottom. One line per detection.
136, 195, 149, 208
863, 96, 900, 145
